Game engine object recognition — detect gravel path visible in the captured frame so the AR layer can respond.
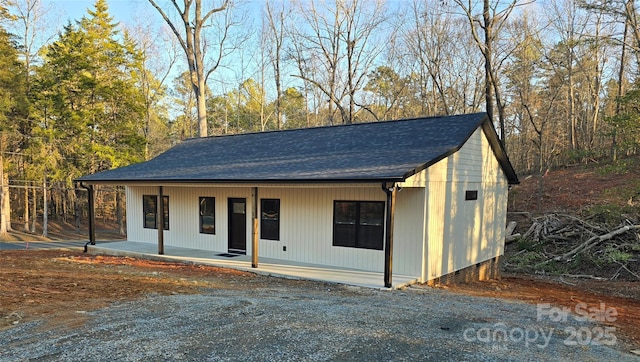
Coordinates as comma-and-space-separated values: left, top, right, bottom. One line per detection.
1, 281, 638, 361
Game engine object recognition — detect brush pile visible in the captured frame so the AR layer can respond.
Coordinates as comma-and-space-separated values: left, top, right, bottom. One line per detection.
505, 212, 640, 281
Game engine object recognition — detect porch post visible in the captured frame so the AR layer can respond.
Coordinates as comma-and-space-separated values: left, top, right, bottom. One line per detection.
251, 187, 259, 268
383, 183, 397, 288
157, 186, 164, 255
87, 184, 96, 246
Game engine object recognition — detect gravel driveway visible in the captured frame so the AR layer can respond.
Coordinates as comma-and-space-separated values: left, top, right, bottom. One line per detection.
1, 279, 638, 361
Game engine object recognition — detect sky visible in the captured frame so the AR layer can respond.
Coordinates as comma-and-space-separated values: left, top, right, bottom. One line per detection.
38, 0, 268, 94
45, 0, 159, 28
31, 0, 548, 100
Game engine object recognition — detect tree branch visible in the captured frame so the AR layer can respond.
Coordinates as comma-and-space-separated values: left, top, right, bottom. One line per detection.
147, 0, 188, 55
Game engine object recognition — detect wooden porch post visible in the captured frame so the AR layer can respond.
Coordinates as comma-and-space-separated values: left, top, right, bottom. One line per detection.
383, 183, 397, 288
251, 187, 259, 268
157, 186, 164, 255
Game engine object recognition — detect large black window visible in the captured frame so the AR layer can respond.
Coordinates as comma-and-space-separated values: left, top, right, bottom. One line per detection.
143, 195, 169, 230
260, 199, 280, 240
333, 201, 384, 250
199, 197, 216, 234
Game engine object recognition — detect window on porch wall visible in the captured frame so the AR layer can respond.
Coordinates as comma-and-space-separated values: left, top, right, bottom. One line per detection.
199, 197, 216, 234
333, 201, 384, 250
261, 199, 280, 240
143, 195, 169, 230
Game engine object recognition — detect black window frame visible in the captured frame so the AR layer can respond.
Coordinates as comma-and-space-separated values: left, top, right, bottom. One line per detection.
260, 198, 280, 241
143, 195, 169, 230
332, 200, 384, 250
199, 197, 216, 234
465, 190, 478, 201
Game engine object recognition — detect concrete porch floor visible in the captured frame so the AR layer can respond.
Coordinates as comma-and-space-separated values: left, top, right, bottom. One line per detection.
87, 241, 418, 289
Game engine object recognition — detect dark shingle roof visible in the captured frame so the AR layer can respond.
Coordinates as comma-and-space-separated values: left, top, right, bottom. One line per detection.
76, 112, 518, 184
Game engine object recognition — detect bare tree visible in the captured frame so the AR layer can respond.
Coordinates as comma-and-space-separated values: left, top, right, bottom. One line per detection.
0, 152, 8, 234
147, 0, 235, 137
621, 0, 640, 68
454, 0, 522, 144
264, 0, 287, 129
401, 1, 485, 117
613, 0, 633, 161
407, 1, 452, 115
126, 19, 180, 158
290, 0, 387, 125
543, 0, 594, 154
582, 0, 639, 160
8, 0, 52, 232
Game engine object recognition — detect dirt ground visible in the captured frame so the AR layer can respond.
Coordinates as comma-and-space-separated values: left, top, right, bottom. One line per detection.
1, 249, 639, 350
0, 250, 252, 330
508, 158, 640, 213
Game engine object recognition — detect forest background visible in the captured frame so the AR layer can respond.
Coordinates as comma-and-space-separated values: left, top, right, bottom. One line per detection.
0, 0, 638, 236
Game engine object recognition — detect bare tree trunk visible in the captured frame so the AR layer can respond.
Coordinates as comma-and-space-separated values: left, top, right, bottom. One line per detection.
196, 77, 208, 136
568, 59, 577, 151
30, 184, 36, 233
613, 1, 631, 161
147, 0, 231, 138
74, 186, 80, 231
590, 15, 602, 151
42, 177, 47, 237
536, 129, 544, 212
2, 170, 7, 232
482, 0, 494, 125
116, 187, 125, 236
63, 186, 68, 223
0, 154, 11, 233
24, 185, 29, 232
455, 0, 517, 144
265, 1, 285, 129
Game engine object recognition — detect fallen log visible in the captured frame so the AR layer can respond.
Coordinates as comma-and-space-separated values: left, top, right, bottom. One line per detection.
560, 273, 608, 281
505, 221, 517, 236
555, 224, 640, 261
505, 233, 521, 244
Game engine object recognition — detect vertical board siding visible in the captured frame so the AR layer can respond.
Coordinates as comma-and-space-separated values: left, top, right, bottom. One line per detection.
126, 184, 386, 272
126, 186, 253, 254
126, 186, 162, 244
259, 186, 386, 271
421, 126, 510, 281
424, 182, 446, 280
392, 187, 425, 276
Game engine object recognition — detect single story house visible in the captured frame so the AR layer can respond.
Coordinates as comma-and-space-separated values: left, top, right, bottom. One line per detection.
76, 112, 518, 287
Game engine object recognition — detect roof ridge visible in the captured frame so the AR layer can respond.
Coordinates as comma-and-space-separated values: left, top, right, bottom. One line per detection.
183, 112, 488, 142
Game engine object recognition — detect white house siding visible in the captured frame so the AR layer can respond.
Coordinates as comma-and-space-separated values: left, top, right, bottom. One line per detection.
258, 186, 386, 271
392, 187, 426, 277
126, 184, 387, 272
398, 126, 509, 281
126, 186, 253, 254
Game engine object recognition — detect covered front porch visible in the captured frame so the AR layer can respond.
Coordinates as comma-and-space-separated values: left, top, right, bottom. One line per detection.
87, 240, 418, 289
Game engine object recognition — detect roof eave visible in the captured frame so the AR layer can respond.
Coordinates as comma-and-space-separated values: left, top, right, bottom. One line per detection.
479, 118, 519, 185
74, 176, 406, 186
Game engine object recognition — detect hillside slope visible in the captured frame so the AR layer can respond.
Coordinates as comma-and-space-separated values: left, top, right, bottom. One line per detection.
509, 156, 640, 214
505, 156, 640, 281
